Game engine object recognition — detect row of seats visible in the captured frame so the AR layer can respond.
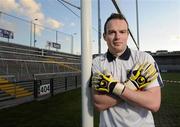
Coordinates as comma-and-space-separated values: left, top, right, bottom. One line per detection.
0, 41, 81, 81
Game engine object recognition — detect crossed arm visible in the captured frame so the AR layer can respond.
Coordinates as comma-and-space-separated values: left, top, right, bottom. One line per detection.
92, 89, 121, 111
92, 86, 161, 112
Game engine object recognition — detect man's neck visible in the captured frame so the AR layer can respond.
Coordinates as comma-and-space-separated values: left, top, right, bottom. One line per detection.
110, 47, 127, 57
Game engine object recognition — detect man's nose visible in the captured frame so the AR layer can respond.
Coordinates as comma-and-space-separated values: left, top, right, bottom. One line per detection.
115, 32, 121, 39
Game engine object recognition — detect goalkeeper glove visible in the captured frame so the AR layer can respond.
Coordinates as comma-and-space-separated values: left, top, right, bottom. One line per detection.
124, 63, 158, 90
92, 71, 125, 95
92, 63, 158, 95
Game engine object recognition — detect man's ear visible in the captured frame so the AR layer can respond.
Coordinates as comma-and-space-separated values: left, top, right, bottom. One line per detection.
127, 28, 130, 35
103, 33, 106, 41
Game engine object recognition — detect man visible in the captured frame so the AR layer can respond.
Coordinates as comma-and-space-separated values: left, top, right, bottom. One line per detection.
91, 13, 163, 127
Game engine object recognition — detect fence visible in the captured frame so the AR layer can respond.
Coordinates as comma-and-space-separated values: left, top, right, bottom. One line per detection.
0, 72, 81, 109
0, 11, 74, 54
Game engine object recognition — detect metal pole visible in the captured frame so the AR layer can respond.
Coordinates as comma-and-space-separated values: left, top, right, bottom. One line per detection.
136, 0, 140, 50
60, 0, 81, 10
56, 31, 58, 43
33, 19, 38, 47
98, 0, 101, 54
71, 34, 73, 54
30, 21, 32, 47
33, 23, 36, 47
81, 0, 93, 127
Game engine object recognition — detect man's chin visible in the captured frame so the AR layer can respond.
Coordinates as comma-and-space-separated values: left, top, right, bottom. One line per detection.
114, 47, 124, 52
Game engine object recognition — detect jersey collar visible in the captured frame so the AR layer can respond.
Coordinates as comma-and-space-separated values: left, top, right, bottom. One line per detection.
107, 47, 131, 62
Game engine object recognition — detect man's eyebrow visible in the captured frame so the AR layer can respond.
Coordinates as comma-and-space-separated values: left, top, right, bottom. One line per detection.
107, 29, 128, 32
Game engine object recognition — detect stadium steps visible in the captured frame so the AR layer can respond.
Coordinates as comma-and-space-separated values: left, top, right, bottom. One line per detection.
47, 58, 81, 72
0, 78, 33, 98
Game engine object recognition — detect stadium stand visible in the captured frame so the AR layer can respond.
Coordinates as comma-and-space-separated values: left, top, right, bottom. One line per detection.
0, 41, 80, 80
0, 41, 81, 108
152, 51, 180, 72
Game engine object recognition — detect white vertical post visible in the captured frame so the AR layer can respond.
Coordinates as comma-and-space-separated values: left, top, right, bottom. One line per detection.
136, 0, 140, 50
98, 0, 101, 54
81, 0, 94, 127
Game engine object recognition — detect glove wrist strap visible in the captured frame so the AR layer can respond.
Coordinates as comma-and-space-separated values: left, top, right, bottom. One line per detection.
124, 80, 138, 91
112, 83, 125, 96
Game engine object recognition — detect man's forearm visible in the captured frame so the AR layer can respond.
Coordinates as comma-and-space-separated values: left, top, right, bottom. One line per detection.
92, 89, 121, 111
121, 86, 161, 112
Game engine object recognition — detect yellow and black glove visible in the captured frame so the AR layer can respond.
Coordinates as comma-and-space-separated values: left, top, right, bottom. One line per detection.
92, 71, 125, 95
124, 63, 158, 90
92, 63, 158, 96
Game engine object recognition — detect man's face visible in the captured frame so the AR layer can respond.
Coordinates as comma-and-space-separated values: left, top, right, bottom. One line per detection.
104, 19, 129, 54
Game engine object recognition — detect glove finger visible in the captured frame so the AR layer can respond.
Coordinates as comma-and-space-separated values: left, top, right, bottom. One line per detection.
92, 76, 102, 86
92, 75, 102, 80
92, 83, 96, 88
93, 84, 100, 90
147, 67, 157, 78
92, 81, 108, 92
130, 63, 143, 79
141, 63, 151, 75
92, 80, 100, 84
132, 63, 152, 76
147, 72, 158, 82
92, 72, 103, 79
101, 70, 111, 79
92, 76, 101, 83
131, 63, 141, 72
144, 64, 156, 77
144, 63, 151, 71
92, 81, 101, 88
93, 72, 101, 77
147, 64, 156, 73
129, 63, 141, 80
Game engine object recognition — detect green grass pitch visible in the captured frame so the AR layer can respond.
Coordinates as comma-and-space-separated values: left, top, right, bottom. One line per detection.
0, 72, 179, 127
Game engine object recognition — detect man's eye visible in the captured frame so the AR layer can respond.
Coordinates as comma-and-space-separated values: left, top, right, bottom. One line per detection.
120, 30, 128, 34
108, 31, 115, 34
